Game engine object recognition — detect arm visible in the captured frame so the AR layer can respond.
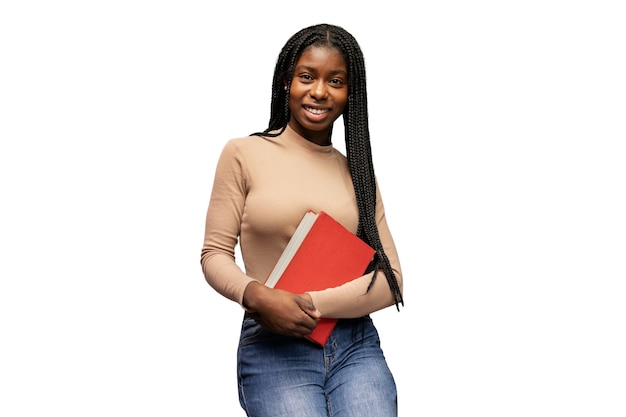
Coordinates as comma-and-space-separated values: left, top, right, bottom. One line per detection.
200, 139, 253, 304
307, 186, 403, 318
200, 139, 320, 336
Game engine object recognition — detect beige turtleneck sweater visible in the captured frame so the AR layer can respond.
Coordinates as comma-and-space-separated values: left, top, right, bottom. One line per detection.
200, 125, 402, 319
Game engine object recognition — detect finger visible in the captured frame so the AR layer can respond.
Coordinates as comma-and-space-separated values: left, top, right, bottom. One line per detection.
297, 312, 319, 331
295, 297, 321, 319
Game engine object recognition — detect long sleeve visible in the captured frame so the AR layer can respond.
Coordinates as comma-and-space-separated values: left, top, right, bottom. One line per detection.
307, 186, 403, 318
200, 139, 254, 305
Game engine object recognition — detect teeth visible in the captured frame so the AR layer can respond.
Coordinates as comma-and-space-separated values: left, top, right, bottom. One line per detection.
306, 107, 328, 115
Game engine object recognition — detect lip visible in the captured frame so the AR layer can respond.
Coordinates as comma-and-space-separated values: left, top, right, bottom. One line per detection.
303, 106, 331, 119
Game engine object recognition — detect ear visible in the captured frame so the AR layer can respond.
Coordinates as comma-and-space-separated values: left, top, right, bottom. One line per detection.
282, 73, 292, 91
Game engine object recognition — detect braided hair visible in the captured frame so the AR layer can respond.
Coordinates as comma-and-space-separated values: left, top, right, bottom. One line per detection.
252, 24, 403, 309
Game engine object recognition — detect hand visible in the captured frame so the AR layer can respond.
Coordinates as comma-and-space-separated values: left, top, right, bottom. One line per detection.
243, 282, 321, 338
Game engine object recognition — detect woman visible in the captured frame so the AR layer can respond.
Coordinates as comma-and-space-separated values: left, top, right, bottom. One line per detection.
201, 23, 403, 417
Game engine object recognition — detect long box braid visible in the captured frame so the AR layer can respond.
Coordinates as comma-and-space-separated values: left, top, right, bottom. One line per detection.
252, 24, 403, 309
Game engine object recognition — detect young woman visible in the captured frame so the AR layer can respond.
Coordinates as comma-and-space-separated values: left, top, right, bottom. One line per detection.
201, 23, 404, 417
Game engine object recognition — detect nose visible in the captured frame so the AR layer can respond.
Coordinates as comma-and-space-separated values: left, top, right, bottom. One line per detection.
309, 80, 328, 100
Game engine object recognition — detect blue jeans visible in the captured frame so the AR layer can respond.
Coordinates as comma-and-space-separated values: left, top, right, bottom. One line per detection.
237, 315, 397, 417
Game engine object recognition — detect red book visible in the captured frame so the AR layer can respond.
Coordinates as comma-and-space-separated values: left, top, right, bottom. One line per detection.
265, 210, 375, 346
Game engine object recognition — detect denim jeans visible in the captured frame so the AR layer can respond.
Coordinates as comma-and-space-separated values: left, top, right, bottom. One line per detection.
237, 315, 397, 417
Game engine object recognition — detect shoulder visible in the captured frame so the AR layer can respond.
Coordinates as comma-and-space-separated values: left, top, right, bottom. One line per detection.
216, 135, 283, 174
221, 134, 279, 155
331, 148, 348, 162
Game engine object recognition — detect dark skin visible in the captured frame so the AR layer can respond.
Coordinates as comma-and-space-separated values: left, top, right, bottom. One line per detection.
242, 45, 349, 337
243, 282, 320, 337
287, 45, 349, 145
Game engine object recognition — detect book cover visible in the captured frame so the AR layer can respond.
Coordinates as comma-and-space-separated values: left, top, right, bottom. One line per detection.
265, 210, 375, 346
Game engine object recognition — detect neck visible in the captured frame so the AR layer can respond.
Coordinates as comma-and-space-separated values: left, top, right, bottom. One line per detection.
287, 122, 332, 146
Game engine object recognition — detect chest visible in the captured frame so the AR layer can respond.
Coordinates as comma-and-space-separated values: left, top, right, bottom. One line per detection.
242, 150, 359, 242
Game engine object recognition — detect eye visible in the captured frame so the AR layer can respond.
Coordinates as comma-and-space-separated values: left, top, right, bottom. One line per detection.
329, 78, 346, 87
298, 74, 314, 82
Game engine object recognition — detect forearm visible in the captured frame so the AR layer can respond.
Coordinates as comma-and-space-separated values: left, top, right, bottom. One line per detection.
308, 268, 401, 318
201, 252, 256, 305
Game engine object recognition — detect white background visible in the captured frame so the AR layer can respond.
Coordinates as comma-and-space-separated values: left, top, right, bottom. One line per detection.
1, 1, 625, 416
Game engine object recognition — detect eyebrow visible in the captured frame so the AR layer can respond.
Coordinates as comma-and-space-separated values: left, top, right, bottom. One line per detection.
295, 65, 348, 76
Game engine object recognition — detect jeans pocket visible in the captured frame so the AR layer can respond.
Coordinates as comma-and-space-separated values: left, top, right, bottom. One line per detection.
239, 317, 269, 346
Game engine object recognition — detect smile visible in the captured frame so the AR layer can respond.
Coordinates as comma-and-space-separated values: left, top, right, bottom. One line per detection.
305, 107, 330, 115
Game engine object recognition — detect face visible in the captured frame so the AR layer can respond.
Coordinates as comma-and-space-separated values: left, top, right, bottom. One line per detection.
288, 45, 348, 145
